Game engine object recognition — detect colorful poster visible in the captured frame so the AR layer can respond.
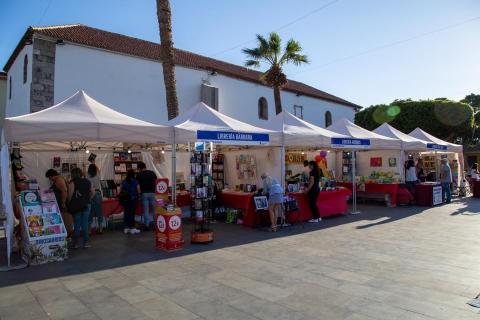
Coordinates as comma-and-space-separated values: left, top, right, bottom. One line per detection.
21, 191, 40, 206
42, 203, 59, 214
43, 213, 61, 226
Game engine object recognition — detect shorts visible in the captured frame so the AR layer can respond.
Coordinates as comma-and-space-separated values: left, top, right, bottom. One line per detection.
269, 193, 283, 205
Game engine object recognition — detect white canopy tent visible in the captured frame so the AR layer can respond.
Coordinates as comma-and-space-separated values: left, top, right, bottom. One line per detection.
374, 123, 430, 151
263, 111, 349, 147
409, 128, 463, 153
1, 90, 172, 267
4, 90, 171, 144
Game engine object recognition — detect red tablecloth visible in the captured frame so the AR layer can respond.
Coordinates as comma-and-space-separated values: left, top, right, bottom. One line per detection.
175, 192, 192, 207
102, 199, 142, 217
472, 180, 480, 198
337, 182, 400, 206
414, 183, 441, 206
220, 191, 268, 227
288, 188, 352, 222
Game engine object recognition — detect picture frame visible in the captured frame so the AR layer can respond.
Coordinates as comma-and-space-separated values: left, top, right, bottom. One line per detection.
253, 196, 268, 211
388, 157, 397, 167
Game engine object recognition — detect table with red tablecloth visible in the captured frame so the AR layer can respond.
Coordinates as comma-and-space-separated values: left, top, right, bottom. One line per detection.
102, 199, 142, 217
288, 188, 352, 222
472, 180, 480, 198
219, 191, 269, 227
337, 182, 413, 206
414, 183, 442, 206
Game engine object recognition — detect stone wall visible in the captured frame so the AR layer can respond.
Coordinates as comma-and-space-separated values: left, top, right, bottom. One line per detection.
30, 38, 55, 112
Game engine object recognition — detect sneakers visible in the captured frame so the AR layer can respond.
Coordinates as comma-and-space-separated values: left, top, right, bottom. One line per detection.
83, 242, 91, 249
308, 218, 321, 223
124, 228, 131, 234
129, 228, 141, 235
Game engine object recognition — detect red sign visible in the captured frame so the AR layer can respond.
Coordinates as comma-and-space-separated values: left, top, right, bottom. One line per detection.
155, 178, 169, 195
155, 208, 184, 252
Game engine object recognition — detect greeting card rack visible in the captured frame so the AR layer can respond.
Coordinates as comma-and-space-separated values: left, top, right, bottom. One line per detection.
190, 150, 214, 244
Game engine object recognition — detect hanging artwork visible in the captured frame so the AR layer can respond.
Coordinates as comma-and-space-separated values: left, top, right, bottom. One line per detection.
370, 157, 382, 167
236, 154, 257, 180
388, 158, 397, 167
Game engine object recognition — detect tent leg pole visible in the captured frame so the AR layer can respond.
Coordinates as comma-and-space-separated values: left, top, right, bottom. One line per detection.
172, 144, 177, 206
351, 150, 360, 214
280, 146, 285, 190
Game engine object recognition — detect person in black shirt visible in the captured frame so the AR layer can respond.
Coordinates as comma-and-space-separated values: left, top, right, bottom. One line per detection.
136, 162, 157, 230
304, 161, 321, 223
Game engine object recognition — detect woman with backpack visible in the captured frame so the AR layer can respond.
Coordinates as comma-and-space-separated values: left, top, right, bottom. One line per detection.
87, 164, 104, 234
119, 169, 141, 235
68, 167, 92, 249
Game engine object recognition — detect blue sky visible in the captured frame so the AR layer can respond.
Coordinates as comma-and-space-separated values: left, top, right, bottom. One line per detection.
1, 0, 479, 107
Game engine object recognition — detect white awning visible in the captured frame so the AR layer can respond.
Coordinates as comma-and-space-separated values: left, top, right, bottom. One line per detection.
373, 123, 430, 151
409, 128, 463, 153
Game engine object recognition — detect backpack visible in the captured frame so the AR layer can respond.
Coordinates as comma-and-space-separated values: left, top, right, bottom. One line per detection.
68, 178, 92, 214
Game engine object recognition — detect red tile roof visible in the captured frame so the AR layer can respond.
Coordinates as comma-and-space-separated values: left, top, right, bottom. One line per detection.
4, 24, 359, 108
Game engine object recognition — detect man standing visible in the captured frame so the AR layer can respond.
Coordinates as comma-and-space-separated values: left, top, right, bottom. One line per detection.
45, 169, 73, 235
440, 159, 452, 204
136, 162, 157, 230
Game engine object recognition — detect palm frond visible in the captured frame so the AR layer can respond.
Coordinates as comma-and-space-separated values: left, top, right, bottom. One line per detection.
268, 32, 282, 62
245, 59, 261, 68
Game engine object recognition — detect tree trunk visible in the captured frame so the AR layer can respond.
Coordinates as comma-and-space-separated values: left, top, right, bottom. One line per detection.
273, 85, 282, 114
157, 0, 179, 120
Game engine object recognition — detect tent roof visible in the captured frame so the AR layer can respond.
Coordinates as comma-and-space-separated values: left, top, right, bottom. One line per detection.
168, 102, 279, 145
409, 128, 463, 153
327, 118, 402, 149
263, 111, 348, 147
4, 91, 171, 143
373, 123, 429, 151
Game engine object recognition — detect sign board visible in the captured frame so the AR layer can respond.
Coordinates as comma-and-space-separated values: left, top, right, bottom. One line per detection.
331, 138, 370, 149
197, 130, 269, 145
194, 142, 205, 152
155, 178, 169, 195
285, 153, 307, 164
427, 143, 447, 151
432, 186, 443, 205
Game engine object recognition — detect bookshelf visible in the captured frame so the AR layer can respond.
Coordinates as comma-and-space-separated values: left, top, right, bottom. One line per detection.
113, 151, 143, 185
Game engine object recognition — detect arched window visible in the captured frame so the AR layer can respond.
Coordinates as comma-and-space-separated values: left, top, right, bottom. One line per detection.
23, 55, 28, 84
325, 111, 332, 127
258, 97, 268, 120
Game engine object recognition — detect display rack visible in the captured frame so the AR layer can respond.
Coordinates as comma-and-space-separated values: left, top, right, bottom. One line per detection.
113, 151, 143, 185
422, 155, 436, 173
212, 153, 225, 190
190, 149, 214, 243
342, 151, 354, 181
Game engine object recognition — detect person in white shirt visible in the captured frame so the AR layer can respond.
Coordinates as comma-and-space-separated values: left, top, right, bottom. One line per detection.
405, 159, 418, 191
470, 163, 479, 180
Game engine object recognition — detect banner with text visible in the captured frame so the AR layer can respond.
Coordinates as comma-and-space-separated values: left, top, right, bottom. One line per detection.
331, 138, 371, 149
197, 130, 269, 145
427, 143, 448, 151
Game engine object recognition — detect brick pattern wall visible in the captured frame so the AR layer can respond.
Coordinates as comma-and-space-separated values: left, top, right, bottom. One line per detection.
30, 38, 55, 112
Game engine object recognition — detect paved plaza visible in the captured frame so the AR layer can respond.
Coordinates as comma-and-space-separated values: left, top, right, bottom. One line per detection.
1, 199, 480, 320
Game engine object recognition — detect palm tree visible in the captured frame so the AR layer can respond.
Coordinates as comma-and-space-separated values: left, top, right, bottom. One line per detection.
156, 0, 179, 120
243, 32, 309, 114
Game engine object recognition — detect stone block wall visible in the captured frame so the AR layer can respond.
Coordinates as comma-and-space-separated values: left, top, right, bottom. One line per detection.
30, 38, 55, 112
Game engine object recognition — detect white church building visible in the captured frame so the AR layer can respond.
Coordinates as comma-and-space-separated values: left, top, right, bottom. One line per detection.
4, 24, 359, 127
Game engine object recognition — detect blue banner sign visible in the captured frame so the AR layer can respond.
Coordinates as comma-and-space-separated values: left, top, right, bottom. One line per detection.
427, 143, 447, 151
197, 130, 269, 145
331, 138, 371, 149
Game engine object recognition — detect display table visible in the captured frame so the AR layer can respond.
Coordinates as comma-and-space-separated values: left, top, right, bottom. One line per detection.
472, 180, 480, 198
102, 199, 142, 217
220, 191, 268, 227
337, 182, 400, 207
288, 188, 352, 222
414, 183, 442, 206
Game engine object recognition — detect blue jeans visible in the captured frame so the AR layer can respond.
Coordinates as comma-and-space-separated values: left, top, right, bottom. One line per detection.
89, 191, 103, 226
142, 193, 156, 225
73, 204, 91, 246
442, 182, 452, 203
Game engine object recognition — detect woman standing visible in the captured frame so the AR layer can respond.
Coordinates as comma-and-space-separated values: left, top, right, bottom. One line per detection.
405, 159, 418, 191
87, 164, 103, 233
120, 169, 141, 235
416, 159, 426, 182
261, 173, 284, 232
470, 163, 479, 180
68, 168, 92, 249
304, 161, 321, 223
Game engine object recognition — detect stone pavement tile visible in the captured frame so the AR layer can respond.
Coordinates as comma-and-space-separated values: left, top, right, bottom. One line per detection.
63, 276, 103, 293
87, 269, 123, 280
353, 301, 411, 320
98, 275, 139, 291
117, 265, 160, 282
252, 302, 307, 320
277, 293, 352, 320
0, 300, 48, 320
88, 296, 144, 320
207, 270, 293, 302
0, 284, 36, 307
68, 312, 102, 320
192, 283, 248, 303
135, 297, 199, 320
41, 296, 90, 320
336, 282, 394, 303
184, 301, 260, 320
31, 285, 74, 305
114, 285, 162, 304
74, 286, 117, 305
139, 272, 219, 294
343, 313, 377, 320
27, 278, 62, 292
326, 270, 373, 285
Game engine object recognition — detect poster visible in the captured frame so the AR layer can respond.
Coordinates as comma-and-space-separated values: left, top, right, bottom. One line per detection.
370, 157, 382, 167
236, 154, 257, 180
432, 186, 442, 205
388, 158, 397, 167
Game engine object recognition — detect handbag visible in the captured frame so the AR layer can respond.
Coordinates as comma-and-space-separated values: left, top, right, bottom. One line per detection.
67, 179, 91, 214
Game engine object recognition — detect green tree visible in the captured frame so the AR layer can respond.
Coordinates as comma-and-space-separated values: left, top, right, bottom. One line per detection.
243, 32, 309, 114
461, 93, 480, 110
354, 99, 474, 144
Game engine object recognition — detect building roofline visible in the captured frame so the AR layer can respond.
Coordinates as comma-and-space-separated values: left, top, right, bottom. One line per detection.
3, 24, 361, 109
